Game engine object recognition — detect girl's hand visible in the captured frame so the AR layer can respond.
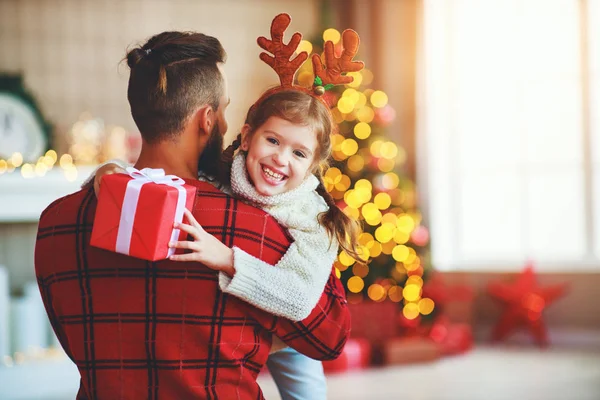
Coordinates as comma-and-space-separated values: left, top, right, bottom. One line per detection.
94, 163, 126, 196
169, 209, 235, 276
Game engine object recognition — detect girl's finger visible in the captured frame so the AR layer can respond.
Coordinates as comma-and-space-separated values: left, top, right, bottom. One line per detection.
169, 240, 199, 250
175, 223, 201, 240
169, 253, 202, 262
183, 209, 205, 232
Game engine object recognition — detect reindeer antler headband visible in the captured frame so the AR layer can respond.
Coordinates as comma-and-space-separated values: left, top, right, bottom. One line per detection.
254, 13, 364, 104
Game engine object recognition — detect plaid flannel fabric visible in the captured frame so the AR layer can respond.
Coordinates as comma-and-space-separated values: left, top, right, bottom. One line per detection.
35, 180, 350, 399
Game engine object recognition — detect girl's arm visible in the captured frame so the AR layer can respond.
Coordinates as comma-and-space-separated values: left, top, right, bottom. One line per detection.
170, 209, 338, 322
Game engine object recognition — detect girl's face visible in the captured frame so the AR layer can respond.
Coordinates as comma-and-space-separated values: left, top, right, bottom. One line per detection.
241, 116, 318, 196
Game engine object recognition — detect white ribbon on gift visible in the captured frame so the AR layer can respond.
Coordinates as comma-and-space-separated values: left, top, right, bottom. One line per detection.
115, 167, 187, 258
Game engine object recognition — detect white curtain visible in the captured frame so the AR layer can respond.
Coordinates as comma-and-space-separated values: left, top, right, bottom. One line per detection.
420, 0, 600, 271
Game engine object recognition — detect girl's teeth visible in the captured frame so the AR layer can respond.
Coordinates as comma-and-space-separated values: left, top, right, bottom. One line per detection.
263, 166, 284, 180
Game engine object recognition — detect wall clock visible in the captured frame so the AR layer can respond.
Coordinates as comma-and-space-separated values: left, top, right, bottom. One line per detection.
0, 75, 52, 162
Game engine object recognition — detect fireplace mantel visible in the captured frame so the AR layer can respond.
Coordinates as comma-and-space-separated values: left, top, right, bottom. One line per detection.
0, 167, 95, 223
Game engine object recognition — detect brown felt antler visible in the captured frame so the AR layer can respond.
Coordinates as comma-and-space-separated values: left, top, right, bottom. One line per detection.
257, 13, 308, 87
312, 29, 364, 87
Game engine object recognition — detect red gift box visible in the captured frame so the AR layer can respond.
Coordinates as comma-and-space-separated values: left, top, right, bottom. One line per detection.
382, 337, 441, 365
323, 338, 371, 374
91, 168, 196, 261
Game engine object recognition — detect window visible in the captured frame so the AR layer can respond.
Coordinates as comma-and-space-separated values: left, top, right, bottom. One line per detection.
420, 0, 599, 271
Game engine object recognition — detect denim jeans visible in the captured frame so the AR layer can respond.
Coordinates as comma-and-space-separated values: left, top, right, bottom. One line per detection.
266, 347, 327, 400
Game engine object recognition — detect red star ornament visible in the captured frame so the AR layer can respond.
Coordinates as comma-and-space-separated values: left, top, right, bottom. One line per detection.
487, 264, 567, 347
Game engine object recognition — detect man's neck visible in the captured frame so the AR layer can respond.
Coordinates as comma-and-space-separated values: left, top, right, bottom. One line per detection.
134, 140, 198, 180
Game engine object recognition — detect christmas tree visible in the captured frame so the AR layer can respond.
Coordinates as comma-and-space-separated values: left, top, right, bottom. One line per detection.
296, 29, 434, 323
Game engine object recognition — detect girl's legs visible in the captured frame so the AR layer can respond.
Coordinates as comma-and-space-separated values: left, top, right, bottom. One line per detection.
266, 347, 327, 400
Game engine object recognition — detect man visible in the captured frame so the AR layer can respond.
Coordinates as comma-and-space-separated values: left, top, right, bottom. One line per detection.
35, 31, 350, 399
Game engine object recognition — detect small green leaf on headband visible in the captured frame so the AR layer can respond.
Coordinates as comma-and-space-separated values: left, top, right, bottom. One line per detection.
314, 76, 323, 86
324, 84, 335, 90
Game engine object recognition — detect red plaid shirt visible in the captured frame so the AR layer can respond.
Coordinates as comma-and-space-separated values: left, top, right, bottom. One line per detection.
35, 180, 350, 399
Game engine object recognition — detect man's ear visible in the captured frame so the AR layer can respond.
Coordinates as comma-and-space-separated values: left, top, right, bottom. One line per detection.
240, 124, 252, 151
196, 105, 214, 136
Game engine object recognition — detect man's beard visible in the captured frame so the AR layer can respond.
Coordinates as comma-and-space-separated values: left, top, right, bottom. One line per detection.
197, 123, 224, 179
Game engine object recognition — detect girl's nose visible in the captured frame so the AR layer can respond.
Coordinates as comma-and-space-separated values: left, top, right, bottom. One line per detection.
273, 151, 289, 166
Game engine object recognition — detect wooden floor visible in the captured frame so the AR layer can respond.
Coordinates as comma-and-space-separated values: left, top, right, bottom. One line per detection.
258, 346, 600, 400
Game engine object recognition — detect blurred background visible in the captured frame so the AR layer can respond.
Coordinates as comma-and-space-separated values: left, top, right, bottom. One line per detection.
1, 0, 600, 399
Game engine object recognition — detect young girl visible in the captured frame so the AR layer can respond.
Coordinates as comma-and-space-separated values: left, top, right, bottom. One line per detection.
92, 89, 361, 399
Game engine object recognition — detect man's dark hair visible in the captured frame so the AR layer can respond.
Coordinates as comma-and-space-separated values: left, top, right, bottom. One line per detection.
126, 31, 226, 143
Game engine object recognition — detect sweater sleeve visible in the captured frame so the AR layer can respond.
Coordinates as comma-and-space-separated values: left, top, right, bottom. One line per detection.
80, 159, 131, 188
218, 223, 338, 321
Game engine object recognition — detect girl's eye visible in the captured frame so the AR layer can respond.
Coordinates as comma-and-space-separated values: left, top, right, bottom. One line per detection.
294, 150, 307, 158
266, 137, 279, 145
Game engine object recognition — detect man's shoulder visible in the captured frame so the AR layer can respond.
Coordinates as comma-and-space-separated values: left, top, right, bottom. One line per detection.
39, 187, 94, 227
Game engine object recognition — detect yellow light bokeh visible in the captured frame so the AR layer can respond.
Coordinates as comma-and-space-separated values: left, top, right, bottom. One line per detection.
346, 71, 363, 88
297, 71, 314, 87
60, 154, 73, 168
347, 155, 365, 172
20, 163, 34, 178
374, 193, 392, 210
370, 90, 389, 108
356, 106, 375, 123
370, 140, 383, 157
338, 251, 356, 267
323, 28, 342, 44
406, 275, 424, 287
352, 263, 369, 278
332, 134, 345, 151
347, 276, 365, 293
331, 107, 345, 124
403, 303, 420, 320
359, 233, 375, 248
393, 230, 410, 244
403, 284, 422, 302
10, 153, 23, 168
335, 267, 341, 279
357, 245, 370, 261
368, 284, 386, 302
382, 173, 400, 190
354, 122, 372, 140
375, 223, 395, 243
369, 241, 382, 257
63, 165, 78, 181
341, 139, 358, 156
361, 203, 379, 220
0, 160, 7, 174
342, 206, 360, 220
381, 213, 397, 225
335, 260, 349, 272
354, 93, 368, 109
297, 40, 313, 54
335, 174, 351, 191
392, 245, 410, 262
418, 298, 435, 315
34, 162, 48, 177
45, 150, 58, 163
380, 142, 398, 159
355, 179, 372, 191
377, 158, 395, 172
337, 97, 354, 114
396, 214, 416, 233
343, 88, 360, 104
381, 240, 396, 255
362, 69, 374, 86
388, 286, 403, 302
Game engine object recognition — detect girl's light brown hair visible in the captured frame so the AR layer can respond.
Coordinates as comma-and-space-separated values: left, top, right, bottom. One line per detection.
222, 89, 362, 259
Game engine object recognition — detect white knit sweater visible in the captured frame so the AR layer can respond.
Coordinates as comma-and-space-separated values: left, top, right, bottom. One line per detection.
85, 155, 339, 322
218, 153, 339, 321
